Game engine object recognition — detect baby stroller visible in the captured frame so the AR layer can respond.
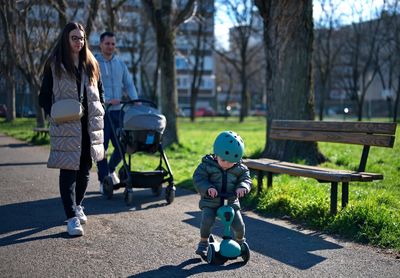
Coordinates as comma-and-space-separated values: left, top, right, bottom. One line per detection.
102, 99, 175, 206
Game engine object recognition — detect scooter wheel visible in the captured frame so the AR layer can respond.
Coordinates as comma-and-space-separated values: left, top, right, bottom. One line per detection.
103, 176, 114, 199
206, 244, 216, 264
207, 244, 227, 265
241, 242, 250, 264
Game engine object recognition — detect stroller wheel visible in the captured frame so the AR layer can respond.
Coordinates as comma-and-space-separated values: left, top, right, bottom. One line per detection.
103, 176, 114, 199
124, 188, 134, 206
151, 185, 162, 196
165, 184, 176, 204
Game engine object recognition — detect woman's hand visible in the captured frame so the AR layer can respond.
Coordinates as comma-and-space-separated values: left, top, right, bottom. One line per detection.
207, 187, 218, 198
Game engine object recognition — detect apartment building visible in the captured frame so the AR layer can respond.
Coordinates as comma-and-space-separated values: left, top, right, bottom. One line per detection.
0, 0, 215, 117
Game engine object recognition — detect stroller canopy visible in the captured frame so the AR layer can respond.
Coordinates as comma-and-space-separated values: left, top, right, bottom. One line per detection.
123, 104, 166, 134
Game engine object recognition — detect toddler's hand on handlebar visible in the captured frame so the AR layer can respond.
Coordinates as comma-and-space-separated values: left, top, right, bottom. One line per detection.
236, 188, 247, 198
207, 187, 218, 198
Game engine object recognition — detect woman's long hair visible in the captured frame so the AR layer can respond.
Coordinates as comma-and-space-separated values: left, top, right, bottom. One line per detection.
45, 22, 100, 85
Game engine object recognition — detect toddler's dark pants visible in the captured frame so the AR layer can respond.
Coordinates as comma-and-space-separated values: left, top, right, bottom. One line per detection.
200, 207, 245, 240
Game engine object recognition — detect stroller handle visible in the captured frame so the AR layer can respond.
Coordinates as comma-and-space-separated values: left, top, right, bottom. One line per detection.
121, 98, 157, 109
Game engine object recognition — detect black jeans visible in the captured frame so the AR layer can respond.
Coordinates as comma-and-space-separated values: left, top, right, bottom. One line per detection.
59, 148, 92, 219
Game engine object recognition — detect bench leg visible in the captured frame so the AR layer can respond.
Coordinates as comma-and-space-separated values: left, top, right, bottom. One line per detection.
342, 182, 349, 209
257, 171, 264, 195
267, 172, 273, 188
330, 182, 338, 215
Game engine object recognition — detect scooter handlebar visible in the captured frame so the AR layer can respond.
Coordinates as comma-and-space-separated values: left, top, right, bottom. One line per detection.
218, 192, 237, 199
206, 191, 239, 199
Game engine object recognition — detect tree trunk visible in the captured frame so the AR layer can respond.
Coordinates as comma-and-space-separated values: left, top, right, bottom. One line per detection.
357, 99, 363, 121
32, 83, 45, 127
158, 29, 179, 146
256, 0, 323, 165
393, 74, 400, 122
190, 88, 197, 122
239, 55, 248, 122
85, 0, 100, 37
318, 83, 326, 121
5, 70, 16, 122
141, 0, 195, 146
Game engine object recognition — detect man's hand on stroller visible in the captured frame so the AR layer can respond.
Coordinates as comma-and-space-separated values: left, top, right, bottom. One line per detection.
109, 99, 120, 105
207, 187, 218, 198
236, 188, 248, 198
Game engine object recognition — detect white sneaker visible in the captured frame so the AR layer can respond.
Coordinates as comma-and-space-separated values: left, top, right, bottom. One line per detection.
67, 217, 84, 236
75, 205, 87, 224
110, 171, 120, 184
99, 182, 104, 194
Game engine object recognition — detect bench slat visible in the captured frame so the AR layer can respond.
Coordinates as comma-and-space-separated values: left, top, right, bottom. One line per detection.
271, 120, 397, 135
243, 158, 383, 182
270, 130, 395, 147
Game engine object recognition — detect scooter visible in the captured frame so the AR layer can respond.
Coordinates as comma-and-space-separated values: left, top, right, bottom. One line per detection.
206, 192, 250, 265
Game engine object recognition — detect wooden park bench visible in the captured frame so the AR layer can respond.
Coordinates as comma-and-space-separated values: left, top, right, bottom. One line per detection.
243, 120, 397, 214
32, 127, 49, 137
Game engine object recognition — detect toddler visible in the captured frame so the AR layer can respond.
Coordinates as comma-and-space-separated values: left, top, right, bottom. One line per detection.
193, 131, 252, 257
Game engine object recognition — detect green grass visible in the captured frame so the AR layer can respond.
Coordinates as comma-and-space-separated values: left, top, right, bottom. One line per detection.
1, 116, 399, 251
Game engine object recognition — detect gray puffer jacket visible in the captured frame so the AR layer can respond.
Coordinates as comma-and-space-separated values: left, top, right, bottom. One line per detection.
193, 154, 252, 210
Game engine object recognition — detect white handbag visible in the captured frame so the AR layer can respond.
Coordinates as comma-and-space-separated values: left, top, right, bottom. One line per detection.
51, 73, 85, 124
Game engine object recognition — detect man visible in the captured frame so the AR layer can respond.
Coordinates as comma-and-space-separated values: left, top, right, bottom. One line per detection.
96, 31, 138, 194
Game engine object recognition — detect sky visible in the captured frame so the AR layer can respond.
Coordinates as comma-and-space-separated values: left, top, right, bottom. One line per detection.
214, 0, 385, 49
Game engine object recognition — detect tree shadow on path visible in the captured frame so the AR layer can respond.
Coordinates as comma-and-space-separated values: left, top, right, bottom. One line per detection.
0, 188, 192, 247
128, 258, 244, 278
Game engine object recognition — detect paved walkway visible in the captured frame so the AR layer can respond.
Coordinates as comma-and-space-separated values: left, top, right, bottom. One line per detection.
0, 134, 399, 277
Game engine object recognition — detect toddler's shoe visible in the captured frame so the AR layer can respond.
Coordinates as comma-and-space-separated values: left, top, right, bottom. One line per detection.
75, 205, 87, 224
195, 241, 209, 257
67, 216, 84, 236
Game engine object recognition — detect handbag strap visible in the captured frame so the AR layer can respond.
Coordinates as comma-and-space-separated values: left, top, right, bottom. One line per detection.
50, 66, 86, 105
79, 71, 85, 103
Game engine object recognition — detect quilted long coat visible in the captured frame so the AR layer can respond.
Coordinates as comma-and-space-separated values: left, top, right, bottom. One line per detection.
47, 64, 105, 170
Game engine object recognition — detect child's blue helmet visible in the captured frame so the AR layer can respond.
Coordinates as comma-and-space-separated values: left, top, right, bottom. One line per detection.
213, 131, 245, 163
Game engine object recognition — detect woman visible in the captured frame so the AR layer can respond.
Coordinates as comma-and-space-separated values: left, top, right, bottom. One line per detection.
39, 22, 105, 236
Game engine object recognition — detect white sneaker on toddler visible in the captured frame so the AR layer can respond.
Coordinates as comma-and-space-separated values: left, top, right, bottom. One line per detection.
67, 217, 84, 236
110, 171, 120, 184
75, 205, 87, 224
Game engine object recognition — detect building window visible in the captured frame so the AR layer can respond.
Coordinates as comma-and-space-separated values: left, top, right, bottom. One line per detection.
176, 57, 189, 70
